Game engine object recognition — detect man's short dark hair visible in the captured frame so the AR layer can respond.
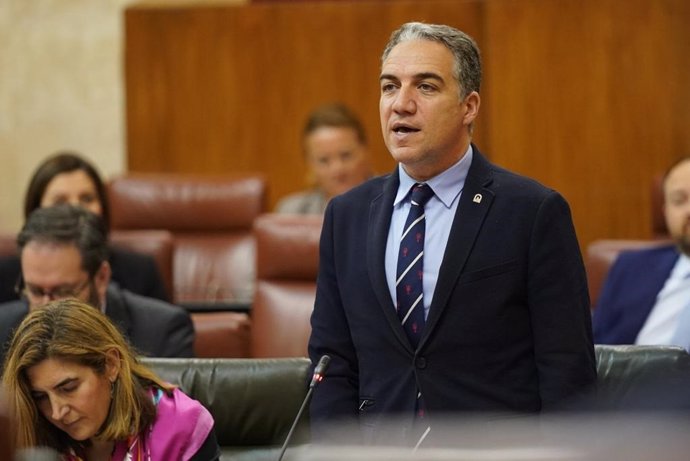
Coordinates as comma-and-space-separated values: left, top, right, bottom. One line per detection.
17, 205, 109, 277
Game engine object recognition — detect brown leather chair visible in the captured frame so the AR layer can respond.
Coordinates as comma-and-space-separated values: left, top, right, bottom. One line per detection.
251, 214, 323, 358
110, 229, 175, 299
0, 233, 15, 258
191, 311, 251, 358
585, 239, 672, 309
107, 173, 266, 303
107, 173, 267, 358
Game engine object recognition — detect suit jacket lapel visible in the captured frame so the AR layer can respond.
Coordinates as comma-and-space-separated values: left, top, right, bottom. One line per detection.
421, 148, 495, 346
367, 172, 415, 352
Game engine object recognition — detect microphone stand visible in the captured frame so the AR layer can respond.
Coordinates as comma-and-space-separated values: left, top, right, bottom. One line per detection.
277, 355, 330, 461
277, 386, 315, 461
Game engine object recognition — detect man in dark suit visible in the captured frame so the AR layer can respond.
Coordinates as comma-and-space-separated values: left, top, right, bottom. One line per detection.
308, 22, 596, 444
594, 157, 690, 348
0, 205, 194, 363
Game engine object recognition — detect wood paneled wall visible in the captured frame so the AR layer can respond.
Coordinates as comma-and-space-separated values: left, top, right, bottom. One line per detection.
125, 0, 690, 250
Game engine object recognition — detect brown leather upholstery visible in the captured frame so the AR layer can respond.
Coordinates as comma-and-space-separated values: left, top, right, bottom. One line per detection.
107, 173, 267, 358
586, 239, 672, 309
0, 233, 15, 258
191, 311, 251, 358
107, 173, 266, 303
110, 229, 174, 299
251, 214, 323, 358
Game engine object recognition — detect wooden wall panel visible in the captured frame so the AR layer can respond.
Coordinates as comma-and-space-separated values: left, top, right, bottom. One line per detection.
126, 0, 690, 251
125, 0, 486, 211
484, 0, 690, 247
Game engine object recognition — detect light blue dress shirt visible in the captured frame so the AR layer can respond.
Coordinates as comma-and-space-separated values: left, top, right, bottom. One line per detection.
385, 145, 472, 320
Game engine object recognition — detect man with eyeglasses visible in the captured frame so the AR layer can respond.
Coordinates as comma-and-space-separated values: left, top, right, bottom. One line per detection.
0, 205, 194, 363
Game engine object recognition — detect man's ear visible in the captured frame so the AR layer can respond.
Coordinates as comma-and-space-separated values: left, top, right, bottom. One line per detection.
462, 91, 481, 126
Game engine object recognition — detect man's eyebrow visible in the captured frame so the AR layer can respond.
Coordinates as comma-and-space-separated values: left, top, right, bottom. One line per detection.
379, 73, 398, 82
415, 72, 444, 82
379, 72, 445, 82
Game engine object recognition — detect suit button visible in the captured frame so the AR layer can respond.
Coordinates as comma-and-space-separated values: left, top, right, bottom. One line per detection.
415, 357, 427, 369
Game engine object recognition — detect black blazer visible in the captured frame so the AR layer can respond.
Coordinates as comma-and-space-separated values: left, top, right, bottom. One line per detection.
0, 283, 193, 363
308, 147, 597, 441
0, 246, 169, 303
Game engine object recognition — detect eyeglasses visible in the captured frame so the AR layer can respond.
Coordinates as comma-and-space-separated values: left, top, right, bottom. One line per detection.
20, 278, 92, 302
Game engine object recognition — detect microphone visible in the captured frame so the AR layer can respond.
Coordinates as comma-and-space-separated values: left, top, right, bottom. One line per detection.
278, 354, 331, 461
309, 354, 331, 389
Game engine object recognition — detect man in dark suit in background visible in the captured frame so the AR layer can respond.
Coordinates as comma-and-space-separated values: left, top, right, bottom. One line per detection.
308, 22, 596, 445
0, 205, 194, 363
594, 156, 690, 349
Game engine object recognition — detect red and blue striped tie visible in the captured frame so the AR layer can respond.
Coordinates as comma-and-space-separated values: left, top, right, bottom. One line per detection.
396, 183, 434, 348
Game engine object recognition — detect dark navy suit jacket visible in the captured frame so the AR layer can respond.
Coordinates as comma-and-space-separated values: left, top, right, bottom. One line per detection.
593, 244, 679, 344
308, 147, 597, 442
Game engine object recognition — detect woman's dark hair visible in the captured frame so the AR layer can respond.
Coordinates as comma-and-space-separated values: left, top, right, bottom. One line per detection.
23, 151, 110, 230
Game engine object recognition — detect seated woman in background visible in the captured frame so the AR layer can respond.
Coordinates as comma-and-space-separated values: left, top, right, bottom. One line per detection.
275, 103, 372, 214
0, 152, 168, 302
2, 299, 220, 460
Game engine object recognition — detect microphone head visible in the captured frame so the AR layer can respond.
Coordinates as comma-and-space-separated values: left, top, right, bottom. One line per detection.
314, 354, 331, 375
310, 354, 331, 389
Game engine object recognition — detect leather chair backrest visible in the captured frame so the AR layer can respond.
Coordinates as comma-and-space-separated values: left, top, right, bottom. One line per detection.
107, 173, 266, 304
0, 233, 16, 258
141, 357, 310, 450
110, 229, 175, 300
108, 173, 266, 359
585, 239, 671, 309
252, 214, 323, 358
190, 311, 251, 358
595, 344, 690, 409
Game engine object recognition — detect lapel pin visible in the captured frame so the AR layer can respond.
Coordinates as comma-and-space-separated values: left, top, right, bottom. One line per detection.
473, 193, 483, 204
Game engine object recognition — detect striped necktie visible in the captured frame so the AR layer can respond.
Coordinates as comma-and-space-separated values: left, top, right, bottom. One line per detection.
396, 183, 434, 348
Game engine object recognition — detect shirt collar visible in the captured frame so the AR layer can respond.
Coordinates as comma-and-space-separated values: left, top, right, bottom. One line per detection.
394, 144, 473, 208
672, 252, 690, 279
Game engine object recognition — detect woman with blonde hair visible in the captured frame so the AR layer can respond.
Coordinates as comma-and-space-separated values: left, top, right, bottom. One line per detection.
2, 299, 219, 460
275, 103, 372, 214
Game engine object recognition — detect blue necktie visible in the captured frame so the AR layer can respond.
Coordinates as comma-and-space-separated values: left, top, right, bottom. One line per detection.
396, 183, 434, 348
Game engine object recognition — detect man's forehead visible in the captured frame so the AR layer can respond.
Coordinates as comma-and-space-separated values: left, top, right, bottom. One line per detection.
21, 241, 85, 279
381, 40, 454, 78
21, 239, 79, 256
